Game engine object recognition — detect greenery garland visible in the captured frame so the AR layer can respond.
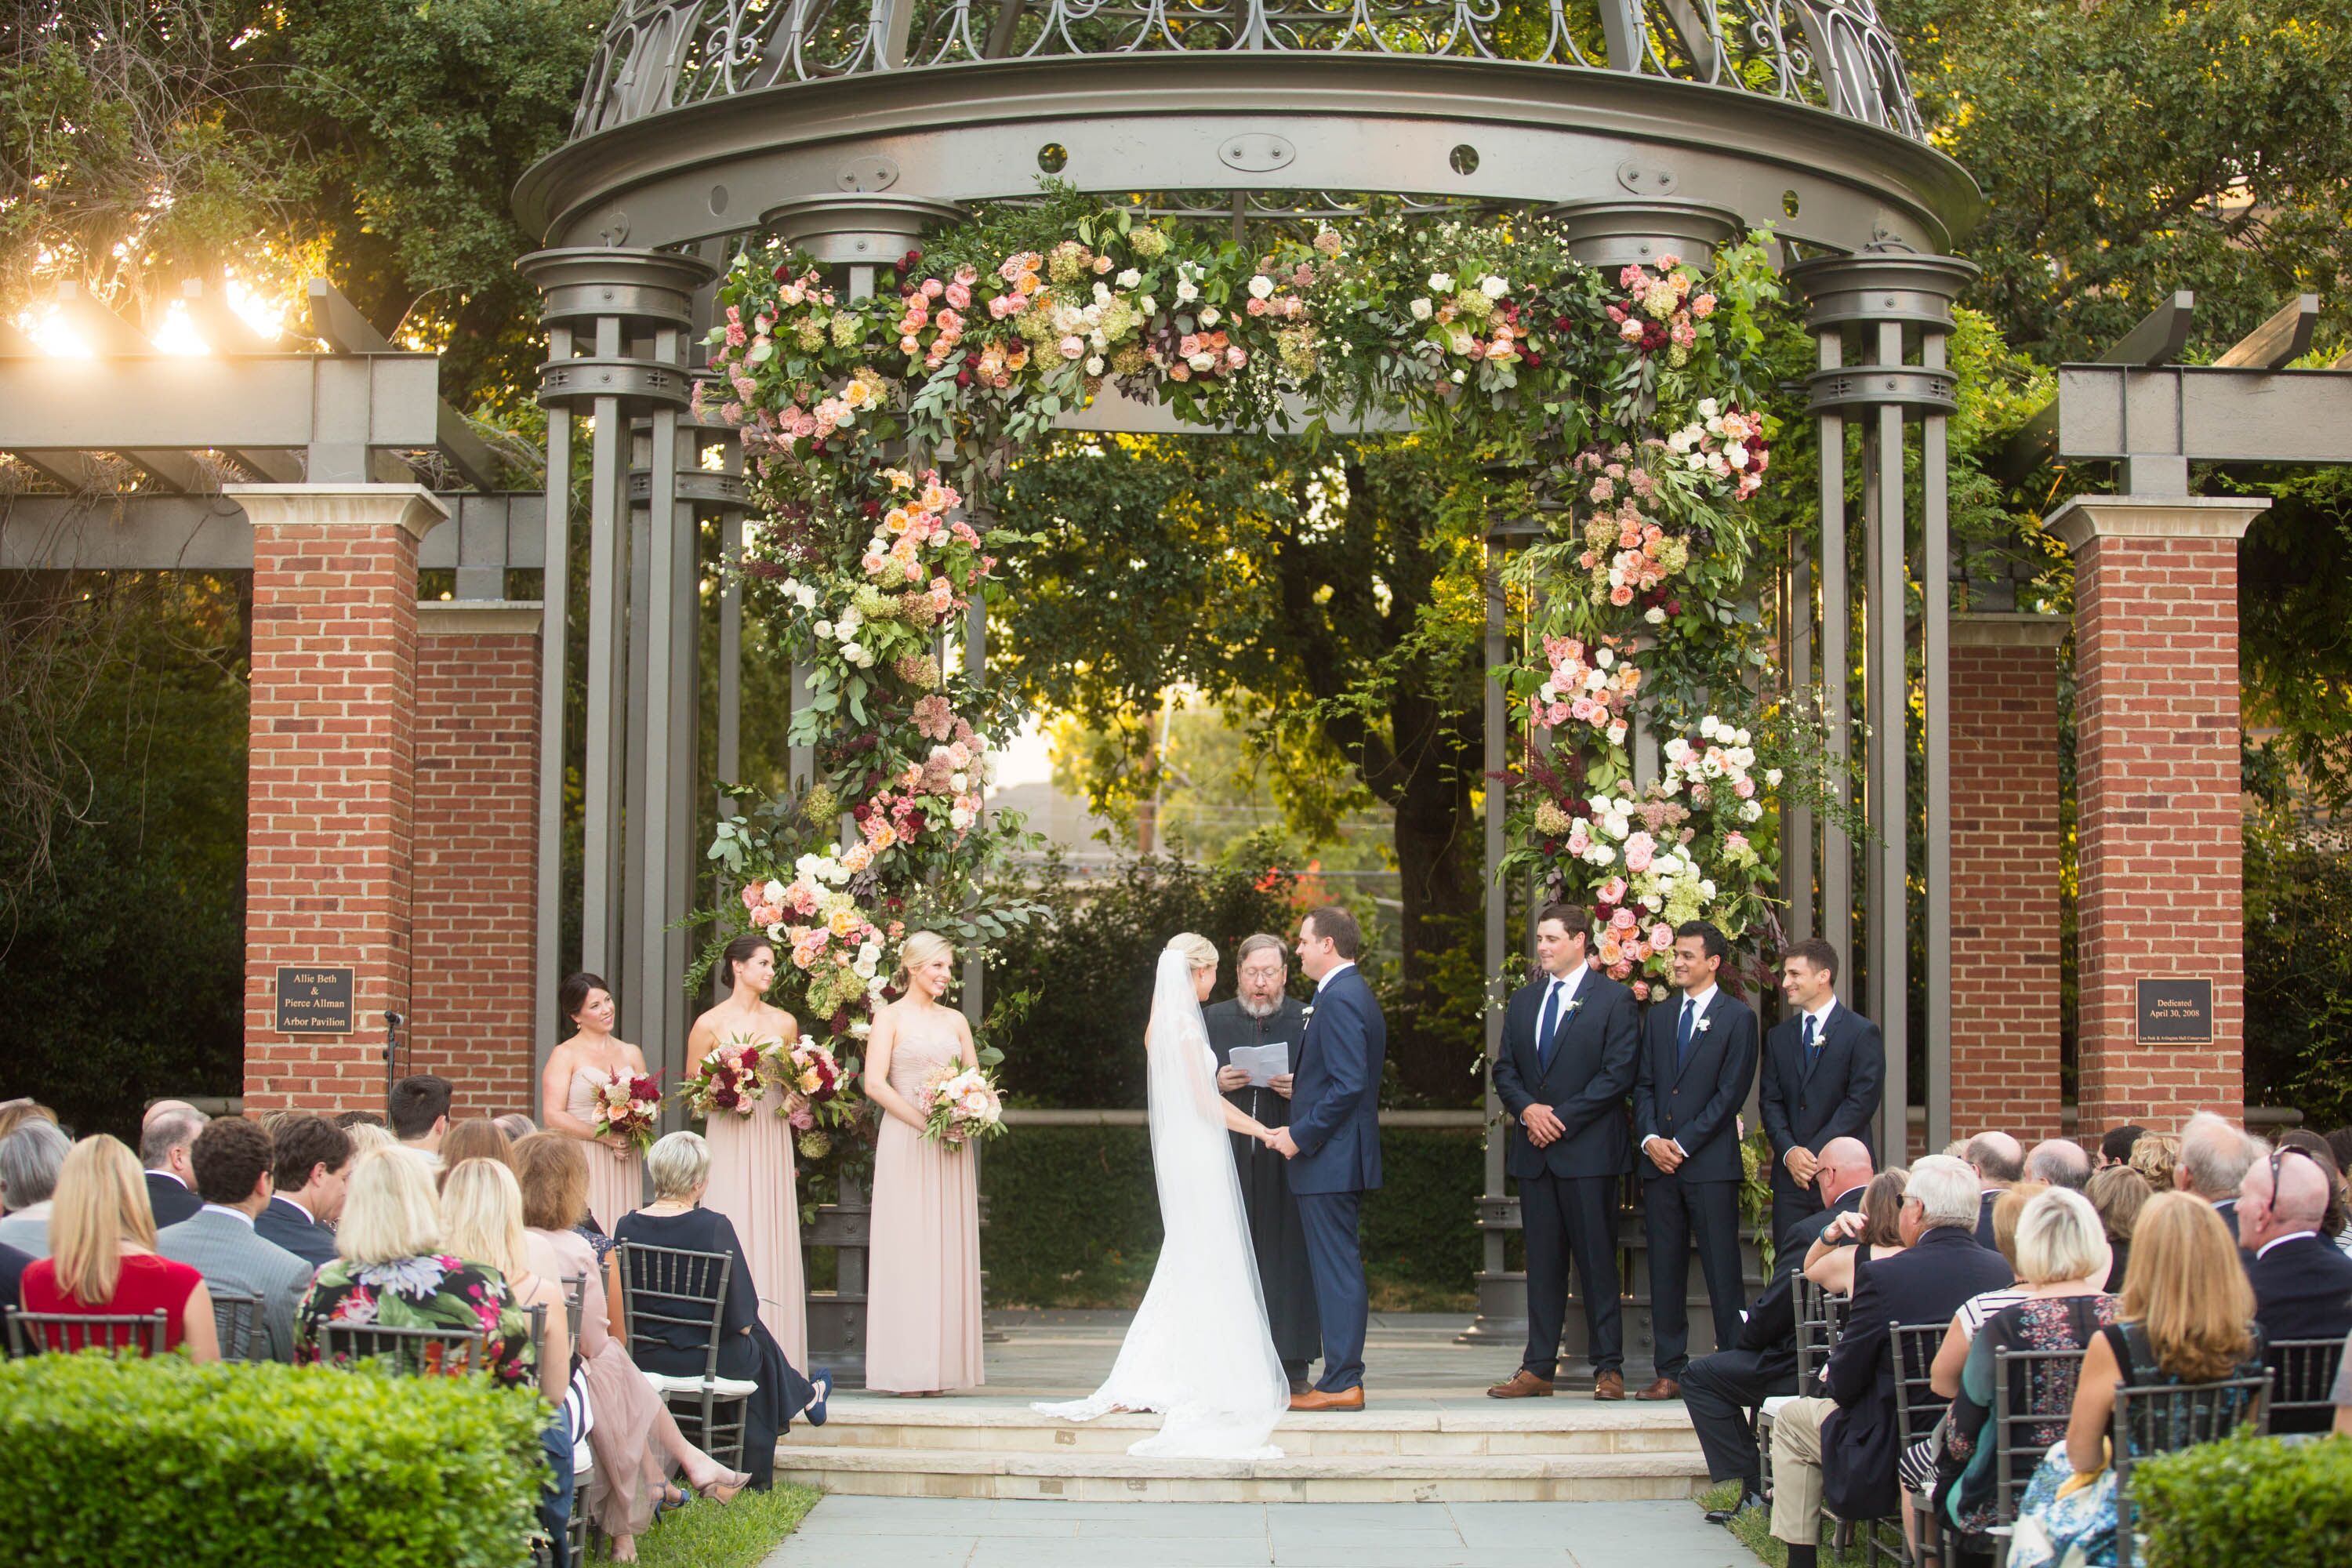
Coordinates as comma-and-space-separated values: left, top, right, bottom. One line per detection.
692, 190, 1831, 1105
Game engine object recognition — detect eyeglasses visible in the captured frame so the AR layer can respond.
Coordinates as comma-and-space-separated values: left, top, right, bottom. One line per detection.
2267, 1142, 2318, 1194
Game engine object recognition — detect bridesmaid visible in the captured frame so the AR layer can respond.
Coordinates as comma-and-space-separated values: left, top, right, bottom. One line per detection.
540, 971, 648, 1233
685, 932, 808, 1367
863, 930, 985, 1396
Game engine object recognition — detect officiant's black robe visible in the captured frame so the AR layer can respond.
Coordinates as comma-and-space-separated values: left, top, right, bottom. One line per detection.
1203, 994, 1321, 1370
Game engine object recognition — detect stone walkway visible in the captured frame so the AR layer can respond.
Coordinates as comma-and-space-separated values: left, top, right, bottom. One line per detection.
761, 1496, 1755, 1567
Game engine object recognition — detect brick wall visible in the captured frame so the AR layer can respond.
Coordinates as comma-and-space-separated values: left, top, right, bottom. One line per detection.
237, 488, 439, 1117
408, 604, 543, 1121
1947, 619, 2066, 1142
2054, 499, 2266, 1138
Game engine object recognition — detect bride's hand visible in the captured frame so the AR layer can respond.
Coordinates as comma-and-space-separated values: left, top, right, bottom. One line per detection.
1254, 1124, 1280, 1148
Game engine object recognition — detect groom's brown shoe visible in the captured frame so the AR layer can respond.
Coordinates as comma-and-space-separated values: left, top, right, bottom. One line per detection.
1486, 1370, 1554, 1399
1289, 1386, 1366, 1412
1634, 1377, 1682, 1401
1592, 1370, 1626, 1400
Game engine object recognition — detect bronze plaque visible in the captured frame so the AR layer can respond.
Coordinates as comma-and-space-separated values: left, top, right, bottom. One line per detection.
276, 966, 355, 1035
2135, 978, 2213, 1044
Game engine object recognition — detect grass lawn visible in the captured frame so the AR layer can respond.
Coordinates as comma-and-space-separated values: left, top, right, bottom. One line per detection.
589, 1484, 822, 1568
1693, 1481, 1876, 1568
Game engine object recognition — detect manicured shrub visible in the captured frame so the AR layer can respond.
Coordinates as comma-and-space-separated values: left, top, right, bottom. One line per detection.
2130, 1429, 2352, 1568
2, 1352, 546, 1568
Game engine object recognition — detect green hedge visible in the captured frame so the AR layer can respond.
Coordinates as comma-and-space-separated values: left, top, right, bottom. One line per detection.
982, 1125, 1483, 1308
3, 1353, 546, 1568
2131, 1431, 2352, 1567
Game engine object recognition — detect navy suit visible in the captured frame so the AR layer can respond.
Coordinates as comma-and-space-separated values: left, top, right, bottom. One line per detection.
1632, 987, 1759, 1378
1287, 963, 1385, 1393
255, 1195, 339, 1269
2247, 1233, 2352, 1432
1759, 1000, 1884, 1249
144, 1171, 201, 1228
1493, 964, 1639, 1377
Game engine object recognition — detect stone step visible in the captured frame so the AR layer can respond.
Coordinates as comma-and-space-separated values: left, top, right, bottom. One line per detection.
775, 1443, 1712, 1504
789, 1397, 1704, 1460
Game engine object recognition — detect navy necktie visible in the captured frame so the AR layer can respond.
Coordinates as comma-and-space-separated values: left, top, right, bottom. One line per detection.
1677, 996, 1697, 1069
1537, 980, 1562, 1074
1802, 1011, 1819, 1077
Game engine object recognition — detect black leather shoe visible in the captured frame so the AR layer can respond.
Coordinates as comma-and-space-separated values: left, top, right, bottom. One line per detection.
1704, 1490, 1766, 1525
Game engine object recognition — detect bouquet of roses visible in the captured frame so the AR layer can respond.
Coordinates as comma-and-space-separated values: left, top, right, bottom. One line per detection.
775, 1038, 851, 1128
678, 1036, 774, 1120
919, 1063, 1006, 1149
586, 1067, 662, 1152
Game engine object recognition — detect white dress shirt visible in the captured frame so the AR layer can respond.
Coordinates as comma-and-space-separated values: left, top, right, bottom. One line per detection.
198, 1202, 257, 1228
2255, 1229, 2319, 1260
1315, 960, 1357, 993
1650, 983, 1721, 1155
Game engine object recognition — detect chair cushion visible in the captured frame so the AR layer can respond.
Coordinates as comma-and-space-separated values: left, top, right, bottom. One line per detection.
643, 1371, 759, 1399
573, 1442, 595, 1473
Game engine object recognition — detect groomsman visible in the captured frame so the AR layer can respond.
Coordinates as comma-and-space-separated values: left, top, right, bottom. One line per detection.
1759, 938, 1884, 1250
1490, 904, 1641, 1400
1632, 920, 1759, 1399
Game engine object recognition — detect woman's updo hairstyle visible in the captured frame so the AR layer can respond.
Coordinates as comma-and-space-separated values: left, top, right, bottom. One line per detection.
558, 971, 610, 1025
717, 932, 775, 992
894, 930, 956, 989
1166, 932, 1219, 971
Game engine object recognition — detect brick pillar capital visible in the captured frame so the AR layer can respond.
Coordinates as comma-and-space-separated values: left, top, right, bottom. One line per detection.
2043, 495, 2269, 553
417, 599, 545, 637
1951, 612, 2068, 650
228, 482, 448, 539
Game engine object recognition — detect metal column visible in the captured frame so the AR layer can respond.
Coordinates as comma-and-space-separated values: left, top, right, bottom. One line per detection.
533, 323, 574, 1102
1785, 526, 1814, 943
1817, 327, 1853, 975
1922, 330, 1954, 1152
1871, 321, 1908, 1160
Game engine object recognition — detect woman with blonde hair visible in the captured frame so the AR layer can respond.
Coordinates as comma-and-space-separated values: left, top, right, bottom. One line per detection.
863, 929, 986, 1395
1804, 1167, 1910, 1296
2008, 1193, 2265, 1566
441, 1156, 572, 1406
294, 1148, 537, 1391
513, 1132, 747, 1558
17, 1134, 217, 1358
2085, 1163, 2152, 1290
2125, 1131, 2180, 1194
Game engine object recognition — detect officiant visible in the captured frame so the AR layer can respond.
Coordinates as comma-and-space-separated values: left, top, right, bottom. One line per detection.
1204, 931, 1321, 1392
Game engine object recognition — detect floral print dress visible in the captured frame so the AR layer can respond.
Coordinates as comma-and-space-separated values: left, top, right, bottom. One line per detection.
295, 1253, 538, 1390
1936, 1294, 2120, 1537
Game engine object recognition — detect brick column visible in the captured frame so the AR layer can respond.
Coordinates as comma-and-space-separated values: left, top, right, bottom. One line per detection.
409, 601, 544, 1120
1947, 614, 2068, 1142
2046, 496, 2268, 1136
234, 485, 445, 1117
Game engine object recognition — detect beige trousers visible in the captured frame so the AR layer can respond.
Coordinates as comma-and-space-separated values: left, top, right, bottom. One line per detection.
1767, 1395, 1838, 1546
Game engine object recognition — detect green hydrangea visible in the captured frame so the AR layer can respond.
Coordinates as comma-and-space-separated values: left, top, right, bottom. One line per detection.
1129, 227, 1171, 260
851, 583, 898, 619
803, 784, 840, 826
829, 311, 862, 350
796, 317, 827, 350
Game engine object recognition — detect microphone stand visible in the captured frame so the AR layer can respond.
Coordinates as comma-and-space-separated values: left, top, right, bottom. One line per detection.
383, 1011, 404, 1111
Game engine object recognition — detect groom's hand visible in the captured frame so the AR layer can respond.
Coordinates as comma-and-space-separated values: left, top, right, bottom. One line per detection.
1269, 1127, 1300, 1160
1521, 1104, 1566, 1148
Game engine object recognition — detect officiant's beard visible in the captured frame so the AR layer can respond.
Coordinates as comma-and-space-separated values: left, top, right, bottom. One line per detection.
1237, 993, 1283, 1020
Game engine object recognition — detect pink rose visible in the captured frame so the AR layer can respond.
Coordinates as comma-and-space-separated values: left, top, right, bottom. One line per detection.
1649, 922, 1675, 951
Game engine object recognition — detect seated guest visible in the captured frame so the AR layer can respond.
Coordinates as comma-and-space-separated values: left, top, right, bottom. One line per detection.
156, 1117, 315, 1362
2176, 1111, 2259, 1239
0, 1238, 27, 1320
1931, 1189, 2118, 1550
1767, 1156, 2014, 1568
2096, 1125, 2146, 1171
2336, 1326, 2352, 1436
389, 1074, 456, 1165
441, 1158, 571, 1405
296, 1147, 535, 1391
2085, 1163, 2152, 1291
345, 1121, 396, 1158
18, 1134, 218, 1358
0, 1098, 58, 1150
2275, 1131, 2352, 1255
139, 1105, 208, 1228
1965, 1132, 2024, 1248
0, 1119, 70, 1256
1804, 1166, 1909, 1298
438, 1117, 516, 1182
614, 1131, 829, 1491
2025, 1138, 2090, 1192
494, 1113, 538, 1144
515, 1133, 748, 1561
256, 1115, 351, 1267
332, 1109, 387, 1131
2012, 1194, 2266, 1566
1928, 1182, 2049, 1399
1690, 1137, 1875, 1522
2125, 1131, 2178, 1196
2236, 1146, 2352, 1433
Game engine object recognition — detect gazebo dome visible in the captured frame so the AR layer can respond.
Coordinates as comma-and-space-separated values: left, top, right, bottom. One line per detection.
518, 0, 1976, 256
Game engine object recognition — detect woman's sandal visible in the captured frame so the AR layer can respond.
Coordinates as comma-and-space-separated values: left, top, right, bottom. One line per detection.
693, 1470, 749, 1505
650, 1483, 690, 1525
804, 1367, 833, 1427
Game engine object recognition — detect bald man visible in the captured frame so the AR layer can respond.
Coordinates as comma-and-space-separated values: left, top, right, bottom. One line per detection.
2025, 1138, 2090, 1192
2240, 1150, 2352, 1433
1965, 1131, 2023, 1250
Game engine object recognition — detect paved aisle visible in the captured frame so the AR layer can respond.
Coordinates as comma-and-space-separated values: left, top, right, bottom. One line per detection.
761, 1496, 1752, 1568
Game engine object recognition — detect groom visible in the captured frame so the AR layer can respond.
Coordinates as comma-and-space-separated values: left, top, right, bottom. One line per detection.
1271, 906, 1385, 1411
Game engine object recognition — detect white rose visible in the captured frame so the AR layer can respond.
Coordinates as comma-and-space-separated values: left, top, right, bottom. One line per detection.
1449, 330, 1474, 355
950, 805, 975, 830
1645, 606, 1666, 625
1428, 272, 1454, 292
796, 585, 818, 609
762, 879, 787, 905
951, 771, 969, 792
1595, 646, 1614, 669
1450, 368, 1467, 383
814, 619, 833, 639
1409, 298, 1432, 321
840, 641, 863, 662
1724, 441, 1750, 469
1117, 268, 1142, 289
1697, 397, 1719, 419
1736, 728, 1752, 746
1744, 800, 1764, 822
1085, 355, 1105, 375
1606, 721, 1628, 746
1189, 350, 1217, 372
1687, 452, 1709, 470
1174, 280, 1199, 303
1766, 768, 1784, 787
1588, 844, 1616, 866
1199, 306, 1219, 326
1247, 274, 1276, 300
1139, 294, 1156, 314
1480, 274, 1508, 299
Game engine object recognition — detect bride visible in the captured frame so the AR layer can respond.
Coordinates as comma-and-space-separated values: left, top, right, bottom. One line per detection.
1033, 934, 1291, 1458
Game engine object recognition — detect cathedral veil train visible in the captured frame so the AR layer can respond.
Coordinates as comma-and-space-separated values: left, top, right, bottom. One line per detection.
1031, 938, 1290, 1459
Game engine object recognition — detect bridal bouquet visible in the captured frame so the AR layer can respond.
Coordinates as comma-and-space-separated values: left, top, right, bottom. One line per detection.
919, 1064, 1005, 1149
777, 1038, 851, 1131
678, 1036, 773, 1120
586, 1068, 662, 1152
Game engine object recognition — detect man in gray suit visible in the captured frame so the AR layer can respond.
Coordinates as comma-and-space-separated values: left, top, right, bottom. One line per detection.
158, 1118, 314, 1361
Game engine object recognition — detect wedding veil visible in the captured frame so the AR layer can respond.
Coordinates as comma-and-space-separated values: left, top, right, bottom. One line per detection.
1032, 944, 1289, 1457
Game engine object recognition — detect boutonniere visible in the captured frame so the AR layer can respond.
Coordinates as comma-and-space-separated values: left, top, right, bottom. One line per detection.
1301, 1004, 1315, 1023
1695, 1016, 1713, 1034
1564, 996, 1585, 1015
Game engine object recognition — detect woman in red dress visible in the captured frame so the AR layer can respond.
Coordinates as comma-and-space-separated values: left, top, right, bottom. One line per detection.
19, 1134, 217, 1358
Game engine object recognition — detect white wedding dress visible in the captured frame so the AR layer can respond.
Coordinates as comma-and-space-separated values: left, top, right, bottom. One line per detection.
1031, 949, 1290, 1458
